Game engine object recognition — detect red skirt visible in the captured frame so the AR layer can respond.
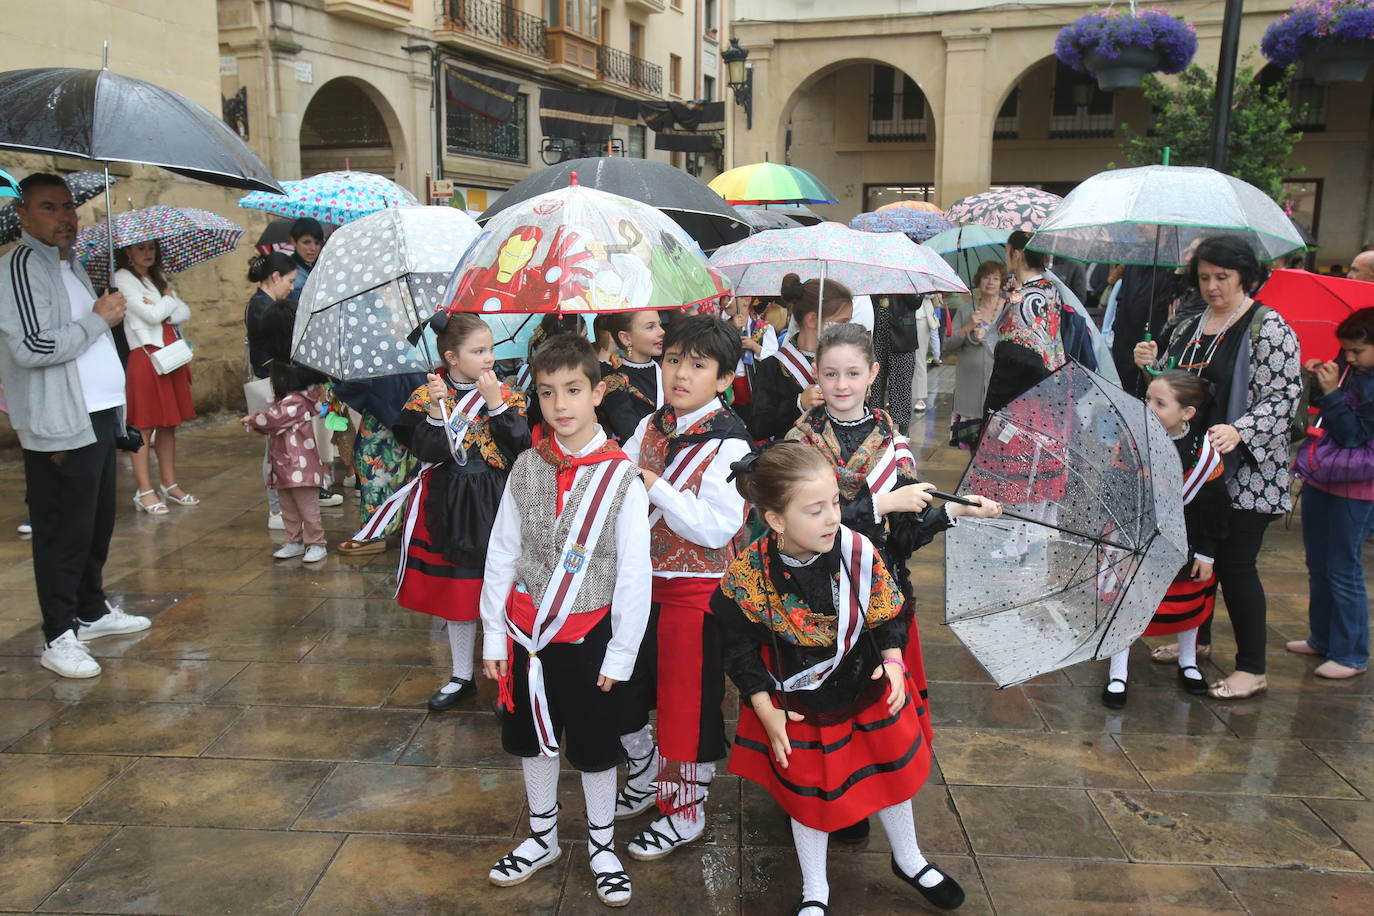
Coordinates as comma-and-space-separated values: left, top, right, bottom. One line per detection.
1142, 568, 1216, 637
396, 486, 481, 621
729, 677, 932, 832
125, 324, 195, 430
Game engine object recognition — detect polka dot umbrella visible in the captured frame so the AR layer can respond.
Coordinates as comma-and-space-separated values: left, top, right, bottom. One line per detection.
239, 170, 418, 226
74, 205, 244, 290
290, 206, 481, 380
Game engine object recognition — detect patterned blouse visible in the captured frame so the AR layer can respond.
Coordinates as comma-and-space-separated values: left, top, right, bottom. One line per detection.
1228, 309, 1302, 514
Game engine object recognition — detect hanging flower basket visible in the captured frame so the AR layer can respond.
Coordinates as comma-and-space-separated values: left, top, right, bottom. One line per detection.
1056, 8, 1199, 91
1262, 0, 1374, 85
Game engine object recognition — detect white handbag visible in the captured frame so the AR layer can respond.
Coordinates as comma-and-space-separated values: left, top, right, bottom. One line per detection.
148, 336, 193, 375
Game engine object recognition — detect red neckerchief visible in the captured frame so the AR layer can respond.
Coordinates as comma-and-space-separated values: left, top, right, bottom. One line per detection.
535, 434, 629, 515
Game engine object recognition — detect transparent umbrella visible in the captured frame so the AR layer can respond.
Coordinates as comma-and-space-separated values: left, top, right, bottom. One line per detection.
943, 362, 1188, 687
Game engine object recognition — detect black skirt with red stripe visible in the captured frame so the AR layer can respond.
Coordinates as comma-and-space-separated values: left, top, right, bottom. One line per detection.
396, 476, 483, 621
1142, 567, 1216, 637
729, 676, 932, 832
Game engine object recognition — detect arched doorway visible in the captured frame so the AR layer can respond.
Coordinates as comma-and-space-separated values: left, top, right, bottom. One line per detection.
778, 60, 939, 216
299, 78, 401, 178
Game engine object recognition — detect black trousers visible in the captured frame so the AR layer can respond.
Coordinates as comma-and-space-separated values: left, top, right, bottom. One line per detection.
23, 408, 118, 643
1199, 509, 1278, 675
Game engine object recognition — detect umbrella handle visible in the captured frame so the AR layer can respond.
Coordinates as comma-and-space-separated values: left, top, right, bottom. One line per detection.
928, 490, 1134, 552
1139, 333, 1177, 377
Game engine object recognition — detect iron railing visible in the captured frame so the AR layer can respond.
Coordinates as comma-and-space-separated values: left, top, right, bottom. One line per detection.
444, 0, 547, 58
868, 93, 927, 142
448, 93, 528, 162
597, 45, 662, 95
1048, 112, 1115, 139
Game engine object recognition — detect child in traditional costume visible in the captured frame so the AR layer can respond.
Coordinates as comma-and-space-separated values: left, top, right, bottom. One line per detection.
479, 335, 651, 907
748, 274, 854, 442
1102, 370, 1229, 707
786, 322, 1001, 841
596, 309, 665, 444
723, 295, 778, 422
616, 315, 753, 859
719, 443, 969, 914
385, 313, 530, 712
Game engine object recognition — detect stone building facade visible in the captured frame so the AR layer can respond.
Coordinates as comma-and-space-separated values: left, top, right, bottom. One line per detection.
728, 0, 1374, 264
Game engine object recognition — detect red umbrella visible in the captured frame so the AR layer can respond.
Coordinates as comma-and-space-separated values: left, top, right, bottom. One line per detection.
1258, 269, 1374, 362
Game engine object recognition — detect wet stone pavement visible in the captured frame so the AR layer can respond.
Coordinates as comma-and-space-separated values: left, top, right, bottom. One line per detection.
1, 368, 1372, 915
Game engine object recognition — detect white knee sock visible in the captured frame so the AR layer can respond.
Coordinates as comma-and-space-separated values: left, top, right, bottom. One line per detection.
511, 754, 560, 860
791, 818, 830, 911
582, 768, 624, 873
1107, 649, 1129, 692
619, 725, 658, 794
441, 620, 476, 691
665, 760, 715, 836
878, 801, 939, 887
1177, 627, 1200, 671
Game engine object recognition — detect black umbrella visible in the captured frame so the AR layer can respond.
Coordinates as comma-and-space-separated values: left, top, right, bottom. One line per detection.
476, 157, 752, 251
0, 68, 280, 193
255, 218, 296, 256
0, 170, 117, 244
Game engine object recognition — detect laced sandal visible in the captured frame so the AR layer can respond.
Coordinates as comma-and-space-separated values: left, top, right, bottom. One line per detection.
159, 484, 200, 506
626, 812, 701, 861
489, 804, 561, 887
588, 821, 632, 907
615, 753, 659, 820
132, 489, 169, 515
1207, 673, 1267, 700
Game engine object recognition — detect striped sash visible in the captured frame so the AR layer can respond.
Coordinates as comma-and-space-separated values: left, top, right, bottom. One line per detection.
774, 343, 815, 387
646, 439, 720, 528
864, 436, 916, 497
1180, 435, 1222, 505
775, 526, 875, 692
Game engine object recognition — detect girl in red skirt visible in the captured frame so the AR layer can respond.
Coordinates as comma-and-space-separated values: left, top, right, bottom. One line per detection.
717, 443, 969, 915
1102, 371, 1229, 708
391, 313, 530, 712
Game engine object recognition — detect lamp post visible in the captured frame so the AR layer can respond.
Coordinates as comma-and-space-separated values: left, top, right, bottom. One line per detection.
1209, 0, 1245, 170
723, 38, 753, 130
402, 42, 443, 183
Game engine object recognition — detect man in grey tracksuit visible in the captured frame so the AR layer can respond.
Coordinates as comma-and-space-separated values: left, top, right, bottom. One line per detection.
0, 173, 152, 678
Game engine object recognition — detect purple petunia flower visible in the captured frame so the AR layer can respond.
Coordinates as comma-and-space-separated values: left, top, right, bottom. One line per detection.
1262, 0, 1374, 67
1055, 8, 1199, 75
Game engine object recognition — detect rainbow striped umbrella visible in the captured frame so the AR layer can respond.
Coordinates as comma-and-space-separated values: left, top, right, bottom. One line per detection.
708, 162, 837, 206
74, 205, 243, 290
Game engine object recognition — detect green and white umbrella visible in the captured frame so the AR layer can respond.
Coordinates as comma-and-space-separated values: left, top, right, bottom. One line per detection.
922, 224, 1010, 286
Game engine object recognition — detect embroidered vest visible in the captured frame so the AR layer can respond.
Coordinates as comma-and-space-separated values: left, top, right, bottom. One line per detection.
509, 450, 636, 615
638, 421, 741, 575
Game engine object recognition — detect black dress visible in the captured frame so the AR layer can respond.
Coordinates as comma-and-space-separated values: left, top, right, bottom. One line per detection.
598, 359, 659, 444
748, 355, 806, 441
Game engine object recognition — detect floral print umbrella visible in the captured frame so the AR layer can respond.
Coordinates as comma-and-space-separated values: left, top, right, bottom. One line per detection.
74, 205, 243, 290
709, 222, 968, 297
0, 170, 118, 244
946, 187, 1064, 232
849, 209, 955, 242
444, 178, 728, 315
238, 170, 418, 226
878, 200, 944, 214
290, 206, 481, 380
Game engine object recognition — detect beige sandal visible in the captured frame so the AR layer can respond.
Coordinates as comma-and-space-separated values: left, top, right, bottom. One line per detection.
1150, 642, 1212, 664
132, 489, 169, 515
338, 538, 386, 556
1207, 674, 1267, 700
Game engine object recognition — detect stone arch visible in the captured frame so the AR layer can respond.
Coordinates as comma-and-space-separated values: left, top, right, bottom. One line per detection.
299, 77, 407, 179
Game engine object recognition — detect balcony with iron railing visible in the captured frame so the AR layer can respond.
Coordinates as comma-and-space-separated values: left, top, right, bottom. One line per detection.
1048, 110, 1116, 139
597, 45, 663, 96
440, 0, 547, 60
868, 93, 926, 142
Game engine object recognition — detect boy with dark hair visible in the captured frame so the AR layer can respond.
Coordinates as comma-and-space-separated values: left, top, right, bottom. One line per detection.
480, 334, 651, 907
617, 315, 754, 859
287, 217, 325, 303
597, 309, 665, 443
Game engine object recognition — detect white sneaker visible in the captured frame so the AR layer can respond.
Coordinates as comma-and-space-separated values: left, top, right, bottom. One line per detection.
273, 543, 306, 559
77, 603, 152, 641
267, 512, 285, 531
41, 630, 102, 678
302, 545, 327, 563
17, 521, 32, 536
318, 490, 344, 508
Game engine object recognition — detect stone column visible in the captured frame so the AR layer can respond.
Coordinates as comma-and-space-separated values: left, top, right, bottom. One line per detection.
936, 28, 994, 208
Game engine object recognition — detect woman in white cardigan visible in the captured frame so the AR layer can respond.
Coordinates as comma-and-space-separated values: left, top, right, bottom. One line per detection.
115, 241, 198, 514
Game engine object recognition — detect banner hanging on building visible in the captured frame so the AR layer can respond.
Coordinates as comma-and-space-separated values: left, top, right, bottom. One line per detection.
538, 89, 616, 143
446, 68, 521, 123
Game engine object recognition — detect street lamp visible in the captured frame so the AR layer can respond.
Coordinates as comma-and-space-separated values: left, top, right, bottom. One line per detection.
722, 38, 753, 131
402, 42, 443, 182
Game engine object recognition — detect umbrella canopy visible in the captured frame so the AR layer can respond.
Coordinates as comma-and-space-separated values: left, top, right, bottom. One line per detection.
0, 170, 119, 244
878, 200, 944, 214
0, 167, 17, 199
946, 362, 1188, 687
922, 225, 1011, 287
708, 223, 969, 298
0, 68, 280, 193
1027, 166, 1307, 266
73, 205, 244, 290
946, 187, 1063, 232
290, 206, 481, 380
849, 209, 955, 242
477, 157, 751, 251
709, 162, 838, 205
254, 218, 302, 256
239, 171, 418, 226
737, 208, 803, 231
738, 204, 822, 226
445, 180, 728, 315
1257, 269, 1374, 363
